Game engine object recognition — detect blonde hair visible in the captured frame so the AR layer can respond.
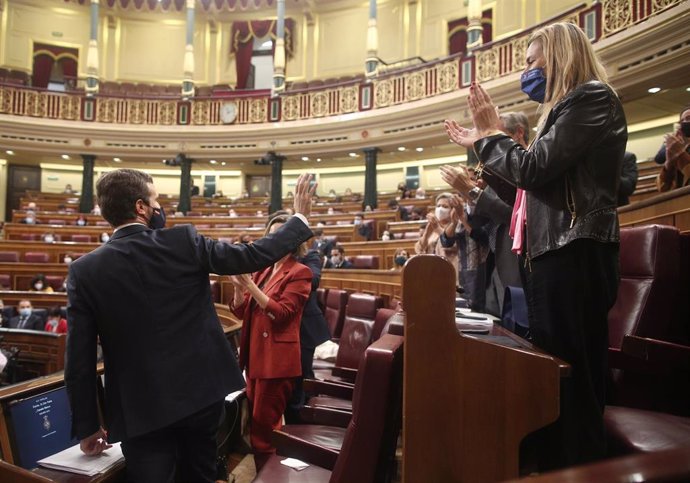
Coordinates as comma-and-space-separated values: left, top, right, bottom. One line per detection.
529, 22, 609, 129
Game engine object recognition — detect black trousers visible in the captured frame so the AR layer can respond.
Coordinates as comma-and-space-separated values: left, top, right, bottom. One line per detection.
285, 346, 317, 424
121, 400, 225, 483
521, 238, 619, 469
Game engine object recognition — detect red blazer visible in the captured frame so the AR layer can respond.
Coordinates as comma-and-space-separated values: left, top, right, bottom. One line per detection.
232, 257, 311, 379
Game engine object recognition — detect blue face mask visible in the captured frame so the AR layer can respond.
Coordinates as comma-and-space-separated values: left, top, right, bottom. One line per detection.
20, 308, 32, 317
521, 68, 547, 103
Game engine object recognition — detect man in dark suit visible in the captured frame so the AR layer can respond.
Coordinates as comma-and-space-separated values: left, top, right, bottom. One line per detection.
286, 248, 332, 423
9, 300, 44, 330
65, 169, 315, 483
324, 246, 353, 269
618, 151, 638, 206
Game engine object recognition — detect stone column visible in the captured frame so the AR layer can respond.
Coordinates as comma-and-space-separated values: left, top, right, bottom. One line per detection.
85, 0, 100, 95
182, 0, 195, 98
178, 156, 192, 214
363, 147, 380, 210
272, 0, 286, 95
365, 0, 379, 78
269, 154, 284, 214
467, 0, 484, 49
79, 155, 96, 213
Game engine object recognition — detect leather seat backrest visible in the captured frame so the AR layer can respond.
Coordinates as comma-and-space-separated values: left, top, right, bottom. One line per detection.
335, 294, 383, 368
71, 234, 92, 243
608, 225, 681, 349
325, 289, 349, 338
48, 219, 66, 225
0, 274, 10, 288
352, 255, 379, 269
0, 251, 20, 263
24, 252, 50, 263
330, 334, 404, 483
372, 308, 395, 341
45, 276, 65, 291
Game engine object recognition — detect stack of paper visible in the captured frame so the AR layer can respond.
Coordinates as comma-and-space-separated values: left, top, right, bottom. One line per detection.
280, 457, 310, 471
37, 442, 124, 476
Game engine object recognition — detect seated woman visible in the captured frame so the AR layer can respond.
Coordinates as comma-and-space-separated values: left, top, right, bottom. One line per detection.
391, 248, 410, 270
44, 306, 67, 334
230, 215, 312, 472
29, 274, 54, 293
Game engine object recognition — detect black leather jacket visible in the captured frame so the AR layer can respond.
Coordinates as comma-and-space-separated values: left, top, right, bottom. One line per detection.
475, 81, 627, 260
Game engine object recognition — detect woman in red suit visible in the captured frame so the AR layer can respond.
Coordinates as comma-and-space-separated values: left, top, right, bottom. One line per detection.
230, 214, 312, 471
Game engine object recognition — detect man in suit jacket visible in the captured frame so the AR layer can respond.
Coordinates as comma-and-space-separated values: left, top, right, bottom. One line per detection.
286, 249, 332, 423
9, 300, 44, 331
324, 246, 353, 269
65, 169, 315, 483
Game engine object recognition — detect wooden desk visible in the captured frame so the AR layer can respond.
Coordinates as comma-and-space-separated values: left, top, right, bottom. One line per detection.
0, 241, 99, 264
320, 269, 401, 306
402, 255, 566, 483
618, 184, 690, 233
0, 263, 70, 291
338, 239, 416, 269
0, 328, 66, 380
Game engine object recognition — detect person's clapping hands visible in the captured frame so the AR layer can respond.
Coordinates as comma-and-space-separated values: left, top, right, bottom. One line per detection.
664, 132, 688, 168
425, 212, 440, 232
230, 273, 252, 290
444, 82, 501, 148
440, 165, 477, 197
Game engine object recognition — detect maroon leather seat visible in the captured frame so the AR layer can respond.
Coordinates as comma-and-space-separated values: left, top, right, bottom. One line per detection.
351, 255, 379, 269
324, 289, 349, 340
45, 275, 65, 291
24, 252, 50, 263
0, 274, 10, 288
608, 225, 684, 410
48, 219, 66, 225
19, 234, 38, 241
605, 406, 690, 454
71, 234, 92, 243
313, 293, 383, 384
254, 334, 404, 483
0, 251, 20, 262
209, 280, 221, 303
372, 307, 395, 341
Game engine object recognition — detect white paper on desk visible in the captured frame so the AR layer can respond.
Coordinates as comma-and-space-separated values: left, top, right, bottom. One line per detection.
37, 442, 123, 476
280, 457, 310, 471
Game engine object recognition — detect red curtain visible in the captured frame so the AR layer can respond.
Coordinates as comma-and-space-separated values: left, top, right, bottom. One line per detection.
231, 19, 294, 89
32, 55, 54, 89
448, 9, 493, 55
32, 43, 79, 89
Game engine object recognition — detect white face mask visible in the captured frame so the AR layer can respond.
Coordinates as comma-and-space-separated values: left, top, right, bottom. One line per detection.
435, 206, 450, 221
44, 235, 54, 243
353, 218, 362, 225
34, 282, 44, 290
64, 256, 73, 264
331, 255, 342, 265
382, 234, 390, 241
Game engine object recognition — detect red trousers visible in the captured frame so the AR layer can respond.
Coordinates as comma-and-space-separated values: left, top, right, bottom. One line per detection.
246, 377, 295, 472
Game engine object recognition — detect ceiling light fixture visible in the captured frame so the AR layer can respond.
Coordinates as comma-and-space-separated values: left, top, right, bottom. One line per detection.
348, 152, 357, 157
221, 161, 226, 166
416, 147, 424, 152
210, 159, 217, 164
397, 147, 406, 151
113, 157, 121, 162
647, 87, 661, 94
301, 156, 309, 161
6, 150, 14, 155
61, 154, 70, 160
316, 158, 322, 162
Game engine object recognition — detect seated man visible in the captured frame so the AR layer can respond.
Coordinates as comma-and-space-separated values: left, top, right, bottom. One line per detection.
9, 300, 44, 331
325, 246, 352, 269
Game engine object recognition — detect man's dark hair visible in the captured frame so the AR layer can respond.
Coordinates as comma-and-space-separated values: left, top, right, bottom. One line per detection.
313, 228, 324, 237
97, 169, 153, 227
47, 306, 62, 318
333, 245, 345, 255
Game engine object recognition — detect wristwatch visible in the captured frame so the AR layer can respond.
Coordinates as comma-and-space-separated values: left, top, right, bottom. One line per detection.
467, 186, 482, 201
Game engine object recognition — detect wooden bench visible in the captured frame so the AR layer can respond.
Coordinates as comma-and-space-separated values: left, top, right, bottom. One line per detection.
0, 328, 66, 380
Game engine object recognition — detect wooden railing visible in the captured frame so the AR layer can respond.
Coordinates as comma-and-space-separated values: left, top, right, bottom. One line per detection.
0, 0, 682, 126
